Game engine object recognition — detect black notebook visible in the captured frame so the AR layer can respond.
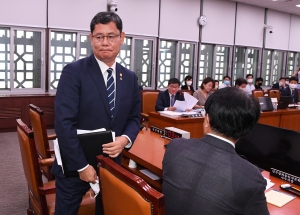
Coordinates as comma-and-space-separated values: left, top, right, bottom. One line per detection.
60, 130, 113, 177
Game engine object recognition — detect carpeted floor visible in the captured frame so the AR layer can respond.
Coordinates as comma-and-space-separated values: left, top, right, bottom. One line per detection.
0, 129, 54, 215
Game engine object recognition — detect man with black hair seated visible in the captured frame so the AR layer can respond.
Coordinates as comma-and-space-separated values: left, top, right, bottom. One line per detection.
163, 87, 269, 215
155, 78, 184, 111
272, 77, 288, 92
281, 76, 299, 104
235, 78, 247, 91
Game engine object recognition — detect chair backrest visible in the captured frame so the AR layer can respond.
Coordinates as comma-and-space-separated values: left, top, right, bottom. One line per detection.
179, 90, 192, 95
17, 119, 50, 215
29, 104, 54, 181
141, 90, 159, 115
252, 89, 264, 101
298, 89, 300, 102
268, 89, 280, 101
97, 155, 165, 215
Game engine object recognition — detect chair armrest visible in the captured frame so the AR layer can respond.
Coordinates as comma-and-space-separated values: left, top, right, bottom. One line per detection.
141, 113, 149, 120
46, 149, 55, 155
39, 180, 56, 195
48, 134, 57, 140
39, 157, 54, 166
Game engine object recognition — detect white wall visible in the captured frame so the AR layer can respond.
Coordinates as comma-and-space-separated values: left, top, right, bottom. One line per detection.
159, 0, 200, 41
118, 0, 159, 37
48, 0, 107, 31
201, 0, 236, 45
289, 15, 300, 52
0, 0, 47, 28
235, 3, 265, 48
265, 10, 290, 50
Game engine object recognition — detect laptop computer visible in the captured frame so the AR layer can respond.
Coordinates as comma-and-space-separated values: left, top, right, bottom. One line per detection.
258, 97, 274, 112
277, 96, 292, 109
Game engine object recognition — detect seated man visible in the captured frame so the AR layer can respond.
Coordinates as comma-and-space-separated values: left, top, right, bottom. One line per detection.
281, 76, 299, 104
155, 78, 184, 111
162, 87, 269, 215
218, 75, 231, 89
245, 74, 255, 95
235, 78, 247, 91
272, 77, 288, 92
255, 77, 263, 89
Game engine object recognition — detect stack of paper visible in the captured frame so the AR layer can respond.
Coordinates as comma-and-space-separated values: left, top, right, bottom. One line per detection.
265, 189, 295, 207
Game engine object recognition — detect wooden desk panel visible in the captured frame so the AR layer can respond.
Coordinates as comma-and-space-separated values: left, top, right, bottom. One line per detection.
148, 112, 204, 138
123, 129, 300, 214
279, 109, 300, 132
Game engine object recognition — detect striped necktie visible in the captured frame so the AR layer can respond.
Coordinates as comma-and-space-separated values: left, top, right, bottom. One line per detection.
107, 68, 115, 118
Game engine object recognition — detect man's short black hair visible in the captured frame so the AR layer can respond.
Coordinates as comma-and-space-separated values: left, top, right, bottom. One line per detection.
256, 77, 263, 82
279, 77, 285, 81
90, 12, 123, 33
214, 80, 219, 83
205, 87, 260, 141
289, 76, 298, 83
168, 78, 180, 86
246, 74, 253, 78
235, 78, 247, 87
223, 76, 231, 80
286, 77, 290, 81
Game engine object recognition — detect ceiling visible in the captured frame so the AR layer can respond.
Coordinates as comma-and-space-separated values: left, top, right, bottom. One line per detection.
229, 0, 300, 16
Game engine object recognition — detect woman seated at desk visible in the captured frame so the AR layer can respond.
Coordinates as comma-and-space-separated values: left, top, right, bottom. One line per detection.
193, 77, 214, 108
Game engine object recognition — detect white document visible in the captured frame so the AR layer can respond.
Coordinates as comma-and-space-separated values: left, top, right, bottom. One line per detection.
173, 92, 198, 112
53, 128, 115, 173
264, 177, 275, 190
158, 111, 184, 116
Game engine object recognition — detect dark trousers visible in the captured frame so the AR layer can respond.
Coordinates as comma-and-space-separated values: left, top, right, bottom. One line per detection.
54, 175, 102, 215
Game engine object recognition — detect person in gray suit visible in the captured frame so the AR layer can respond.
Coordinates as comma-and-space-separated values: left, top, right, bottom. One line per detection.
162, 87, 269, 215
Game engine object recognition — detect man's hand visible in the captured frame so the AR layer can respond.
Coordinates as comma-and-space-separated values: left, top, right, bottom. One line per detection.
103, 136, 128, 158
79, 165, 97, 183
168, 107, 176, 111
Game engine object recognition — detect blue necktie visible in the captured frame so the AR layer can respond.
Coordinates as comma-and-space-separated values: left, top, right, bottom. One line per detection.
171, 95, 175, 107
107, 68, 115, 118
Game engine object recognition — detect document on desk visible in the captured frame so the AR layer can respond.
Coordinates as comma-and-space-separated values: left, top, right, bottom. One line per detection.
264, 177, 275, 190
265, 189, 295, 207
173, 92, 198, 112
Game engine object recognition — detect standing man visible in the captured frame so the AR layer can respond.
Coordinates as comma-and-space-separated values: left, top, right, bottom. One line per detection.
155, 78, 184, 111
245, 74, 255, 95
52, 12, 141, 215
218, 75, 231, 89
163, 87, 269, 215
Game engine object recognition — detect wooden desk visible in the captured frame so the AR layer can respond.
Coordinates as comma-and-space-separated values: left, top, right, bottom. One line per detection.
259, 108, 300, 132
148, 109, 300, 139
123, 129, 300, 214
148, 112, 204, 138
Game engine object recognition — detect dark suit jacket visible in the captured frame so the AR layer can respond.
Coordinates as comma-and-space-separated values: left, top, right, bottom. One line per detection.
281, 87, 299, 103
181, 84, 195, 94
255, 85, 263, 90
162, 135, 269, 215
155, 90, 184, 111
271, 83, 287, 92
52, 54, 141, 177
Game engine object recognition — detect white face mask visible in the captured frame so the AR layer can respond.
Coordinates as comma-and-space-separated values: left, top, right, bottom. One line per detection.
247, 78, 253, 83
289, 84, 297, 89
240, 87, 246, 91
186, 81, 192, 86
279, 82, 283, 86
286, 81, 289, 85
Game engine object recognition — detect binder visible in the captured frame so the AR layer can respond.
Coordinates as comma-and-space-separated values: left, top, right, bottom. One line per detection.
60, 130, 113, 177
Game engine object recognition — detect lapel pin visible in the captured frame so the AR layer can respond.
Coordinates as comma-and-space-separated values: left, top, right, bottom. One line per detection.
120, 73, 122, 80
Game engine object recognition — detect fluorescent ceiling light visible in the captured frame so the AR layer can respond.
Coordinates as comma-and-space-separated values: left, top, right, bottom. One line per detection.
296, 4, 300, 7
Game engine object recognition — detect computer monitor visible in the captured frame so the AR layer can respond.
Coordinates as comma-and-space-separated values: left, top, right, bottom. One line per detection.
258, 97, 274, 112
277, 96, 292, 109
236, 123, 300, 177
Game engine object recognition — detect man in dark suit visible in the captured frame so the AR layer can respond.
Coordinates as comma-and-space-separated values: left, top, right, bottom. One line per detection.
155, 78, 184, 111
52, 12, 141, 215
281, 76, 299, 104
272, 77, 288, 92
163, 87, 269, 215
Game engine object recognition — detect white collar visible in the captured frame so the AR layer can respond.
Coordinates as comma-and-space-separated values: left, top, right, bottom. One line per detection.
207, 133, 235, 148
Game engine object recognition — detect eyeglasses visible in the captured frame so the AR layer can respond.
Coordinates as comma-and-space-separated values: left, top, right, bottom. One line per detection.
168, 85, 179, 89
92, 34, 120, 43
